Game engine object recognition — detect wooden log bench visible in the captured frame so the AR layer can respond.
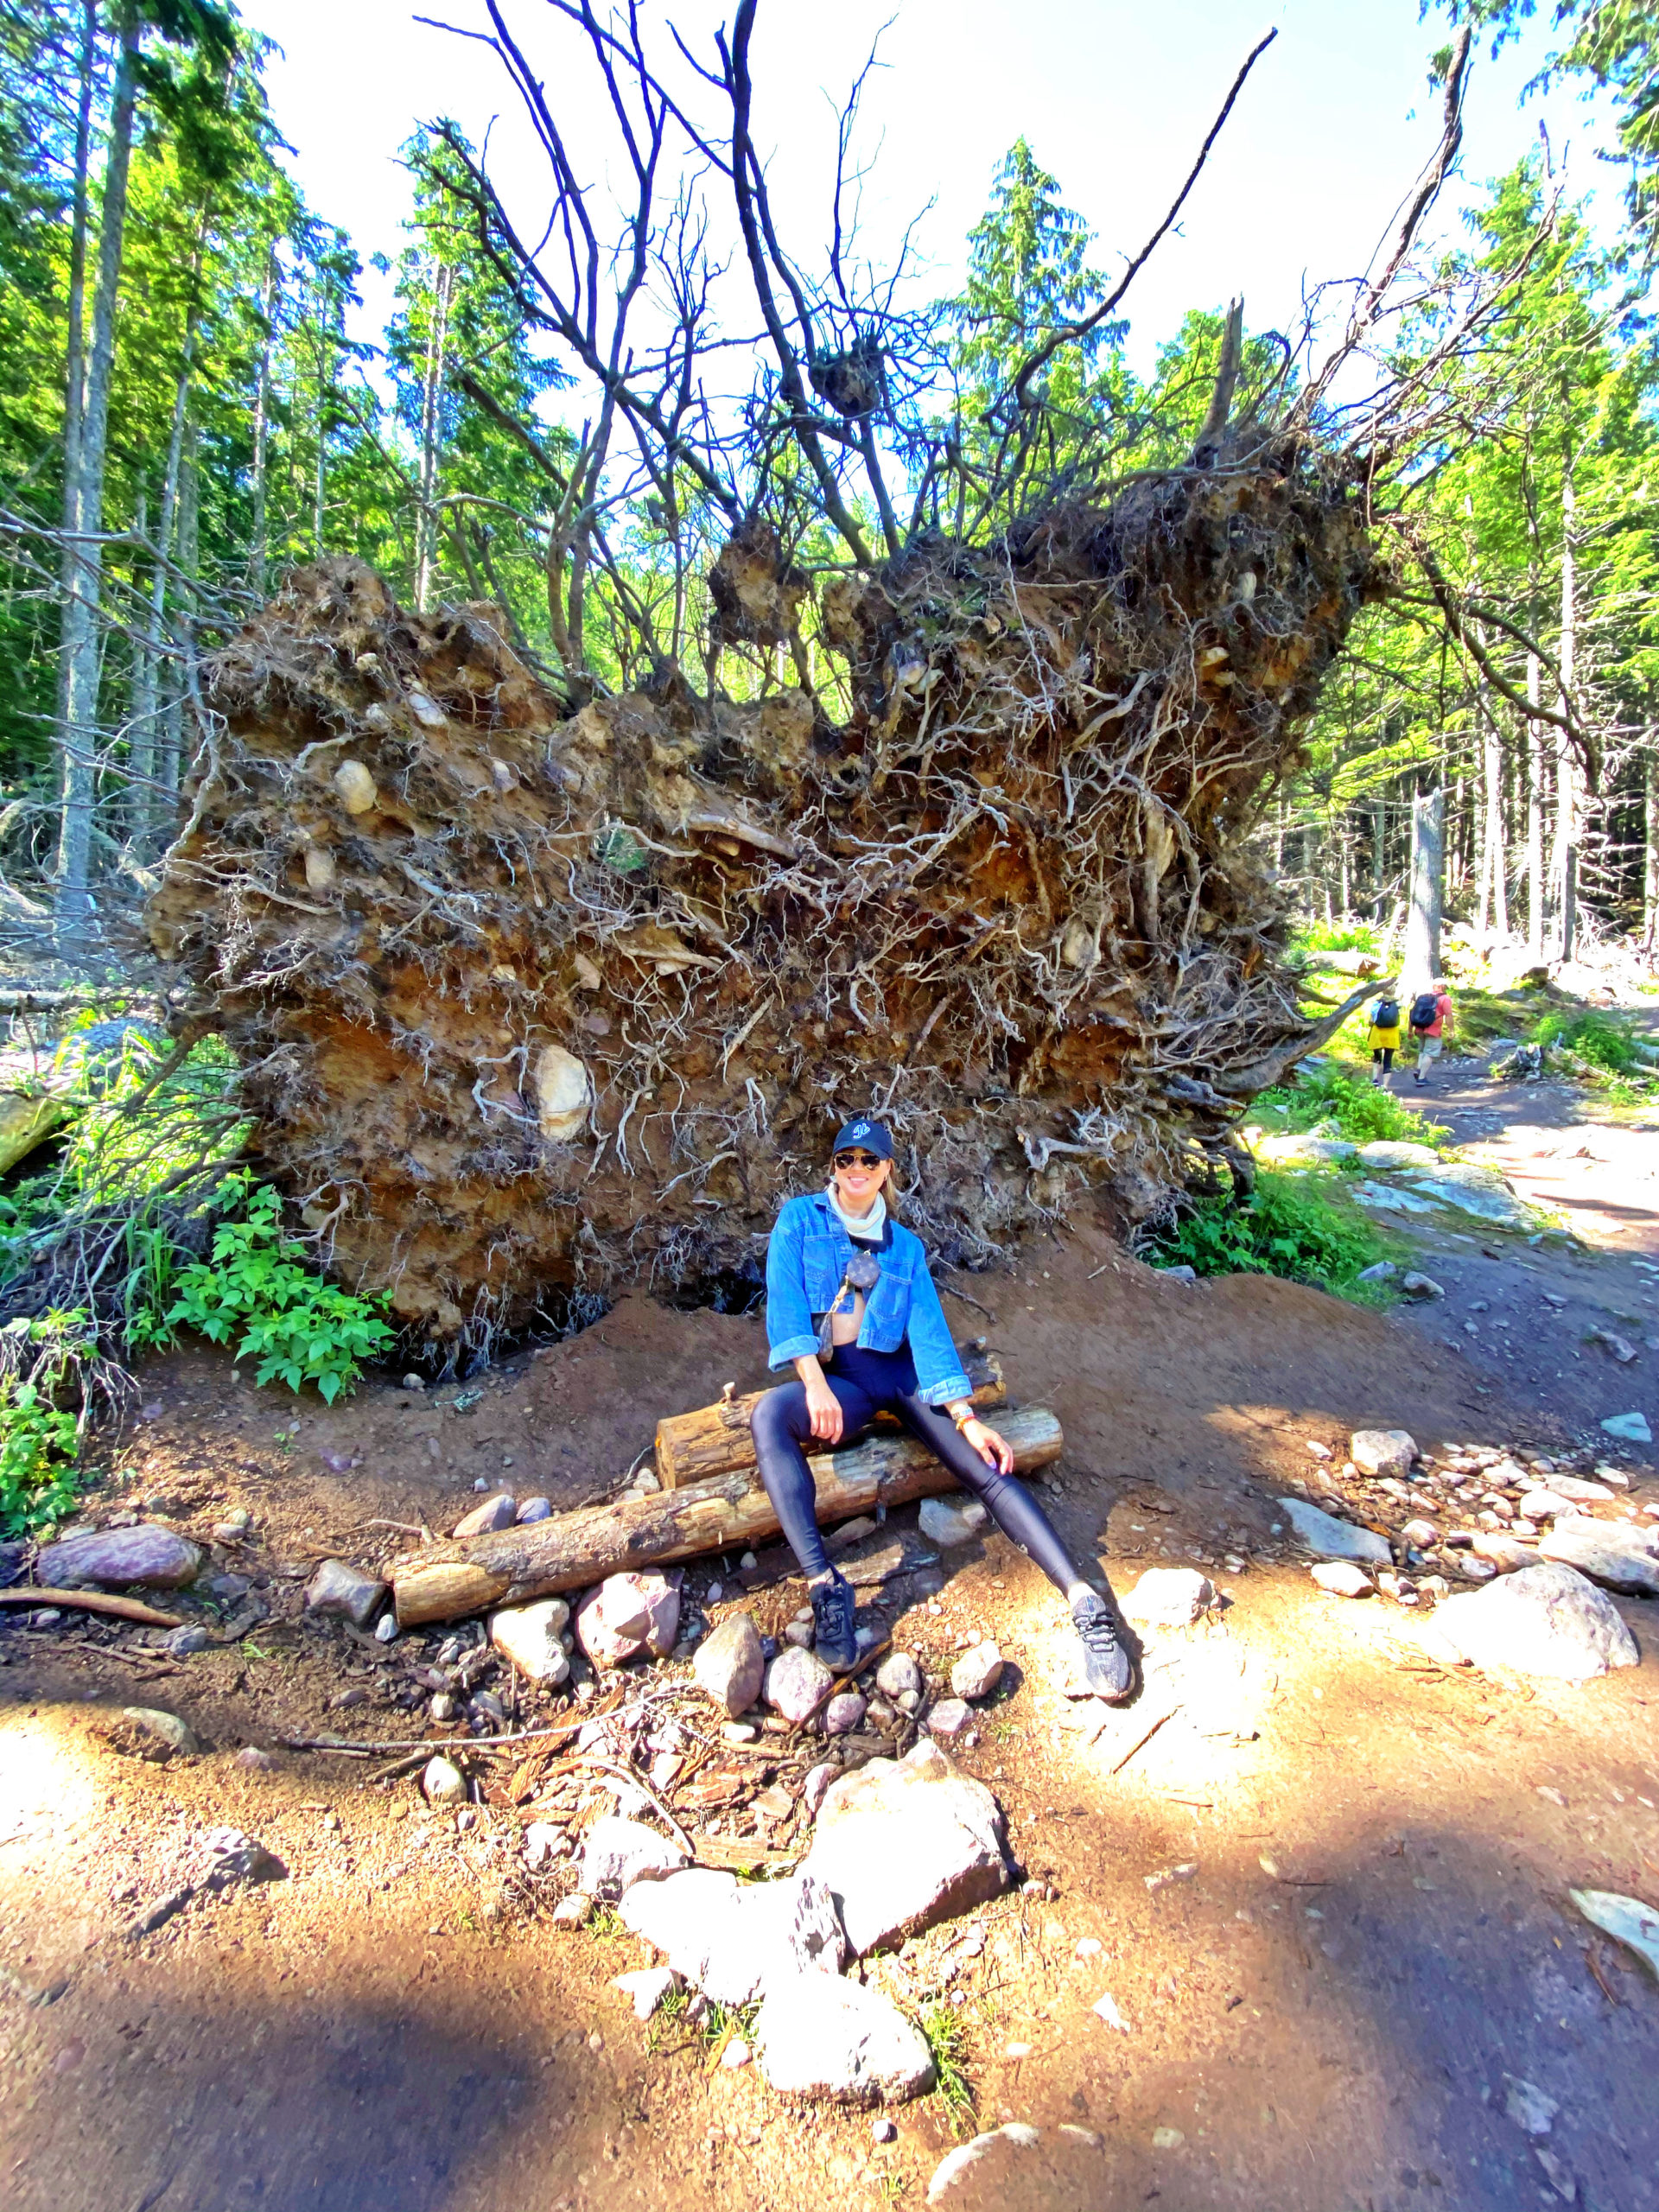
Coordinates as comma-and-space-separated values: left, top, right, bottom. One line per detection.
390, 1399, 1062, 1628
652, 1348, 1005, 1490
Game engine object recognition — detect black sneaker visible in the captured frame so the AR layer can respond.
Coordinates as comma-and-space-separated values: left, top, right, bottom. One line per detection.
1072, 1590, 1133, 1701
810, 1570, 858, 1674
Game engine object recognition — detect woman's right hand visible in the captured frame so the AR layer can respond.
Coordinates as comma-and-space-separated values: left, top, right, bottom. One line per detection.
804, 1372, 844, 1446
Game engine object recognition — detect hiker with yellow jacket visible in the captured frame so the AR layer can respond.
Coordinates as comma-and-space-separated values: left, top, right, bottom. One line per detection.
1367, 990, 1403, 1088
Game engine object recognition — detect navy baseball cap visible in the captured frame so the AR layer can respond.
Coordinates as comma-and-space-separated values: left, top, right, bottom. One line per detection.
832, 1117, 893, 1160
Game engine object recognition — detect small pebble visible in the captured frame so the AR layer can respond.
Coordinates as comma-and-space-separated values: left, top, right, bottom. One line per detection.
721, 2035, 752, 2069
402, 1374, 425, 1391
871, 2117, 897, 2144
235, 1746, 275, 1774
374, 1614, 398, 1643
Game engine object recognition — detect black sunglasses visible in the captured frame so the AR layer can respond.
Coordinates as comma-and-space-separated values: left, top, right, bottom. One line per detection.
835, 1149, 885, 1169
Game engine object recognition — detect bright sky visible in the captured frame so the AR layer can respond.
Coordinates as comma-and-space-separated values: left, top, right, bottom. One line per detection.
238, 0, 1619, 376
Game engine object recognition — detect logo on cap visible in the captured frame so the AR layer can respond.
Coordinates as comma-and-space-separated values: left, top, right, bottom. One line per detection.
849, 1121, 871, 1138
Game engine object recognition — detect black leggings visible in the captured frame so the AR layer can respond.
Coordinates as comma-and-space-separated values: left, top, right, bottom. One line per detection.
750, 1344, 1079, 1591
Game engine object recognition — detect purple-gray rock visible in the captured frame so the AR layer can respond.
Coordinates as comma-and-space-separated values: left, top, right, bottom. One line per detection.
694, 1610, 766, 1717
515, 1496, 553, 1524
37, 1523, 203, 1591
453, 1492, 517, 1537
303, 1557, 386, 1628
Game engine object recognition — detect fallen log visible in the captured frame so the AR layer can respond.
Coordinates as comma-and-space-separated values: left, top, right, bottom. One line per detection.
653, 1349, 1005, 1490
391, 1402, 1063, 1627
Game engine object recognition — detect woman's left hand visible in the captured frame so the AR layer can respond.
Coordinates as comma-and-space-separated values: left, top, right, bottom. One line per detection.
960, 1417, 1014, 1476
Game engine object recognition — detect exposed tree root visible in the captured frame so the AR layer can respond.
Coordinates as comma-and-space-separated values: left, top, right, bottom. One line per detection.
148, 429, 1388, 1356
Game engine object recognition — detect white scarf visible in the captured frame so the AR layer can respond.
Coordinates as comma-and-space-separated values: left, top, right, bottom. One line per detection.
827, 1188, 887, 1243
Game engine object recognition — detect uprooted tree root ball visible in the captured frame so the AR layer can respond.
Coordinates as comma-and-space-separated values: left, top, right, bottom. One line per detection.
147, 429, 1387, 1357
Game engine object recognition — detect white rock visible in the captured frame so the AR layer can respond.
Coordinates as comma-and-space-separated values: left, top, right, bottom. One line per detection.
765, 1643, 835, 1722
579, 1815, 688, 1898
1351, 1429, 1416, 1478
784, 1620, 814, 1649
1311, 1560, 1373, 1598
1357, 1141, 1440, 1169
875, 1652, 923, 1700
1435, 1563, 1640, 1681
925, 1698, 971, 1738
799, 1740, 1011, 1955
535, 1045, 592, 1141
524, 1822, 565, 1868
117, 1707, 200, 1757
950, 1643, 1004, 1700
1123, 1567, 1213, 1627
303, 1557, 387, 1628
490, 1599, 571, 1683
694, 1610, 765, 1717
1276, 1497, 1391, 1565
918, 1497, 988, 1548
1539, 1518, 1659, 1597
756, 1974, 935, 2105
422, 1755, 466, 1805
619, 1866, 846, 2005
551, 1891, 592, 1929
927, 2126, 1042, 2201
1401, 1272, 1446, 1300
804, 1761, 839, 1817
1503, 2075, 1560, 2138
1400, 1518, 1440, 1547
332, 759, 377, 813
1520, 1487, 1575, 1522
575, 1572, 679, 1668
613, 1967, 680, 2021
721, 2035, 752, 2069
1600, 1412, 1652, 1444
1549, 1475, 1615, 1503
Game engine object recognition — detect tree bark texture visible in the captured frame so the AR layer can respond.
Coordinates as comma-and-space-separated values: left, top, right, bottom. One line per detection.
1404, 787, 1445, 994
390, 1402, 1063, 1625
148, 434, 1389, 1355
54, 8, 140, 937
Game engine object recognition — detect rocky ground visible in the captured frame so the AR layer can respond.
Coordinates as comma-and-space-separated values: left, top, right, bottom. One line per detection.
3, 1053, 1659, 2212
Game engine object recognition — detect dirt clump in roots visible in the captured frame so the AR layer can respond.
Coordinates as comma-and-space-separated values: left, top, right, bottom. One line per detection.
148, 431, 1387, 1358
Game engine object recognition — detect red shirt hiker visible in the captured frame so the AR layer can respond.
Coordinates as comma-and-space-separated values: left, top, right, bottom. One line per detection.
1411, 987, 1453, 1083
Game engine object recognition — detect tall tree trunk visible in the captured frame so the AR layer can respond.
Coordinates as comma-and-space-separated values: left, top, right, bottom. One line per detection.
1404, 786, 1445, 994
1371, 797, 1385, 923
1525, 633, 1547, 961
1551, 449, 1580, 963
54, 3, 137, 945
53, 0, 99, 758
133, 355, 191, 855
414, 262, 454, 613
162, 419, 200, 816
1644, 743, 1659, 955
249, 255, 276, 597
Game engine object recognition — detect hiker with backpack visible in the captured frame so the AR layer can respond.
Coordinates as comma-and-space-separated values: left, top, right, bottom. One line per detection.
1367, 991, 1403, 1088
1408, 982, 1454, 1084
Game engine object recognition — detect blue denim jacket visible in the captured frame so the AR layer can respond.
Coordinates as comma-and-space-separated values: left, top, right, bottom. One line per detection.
765, 1192, 971, 1407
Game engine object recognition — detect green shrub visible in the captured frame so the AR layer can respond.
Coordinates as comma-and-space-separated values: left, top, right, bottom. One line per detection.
162, 1179, 393, 1401
1289, 919, 1380, 957
1254, 1067, 1450, 1150
1533, 1009, 1645, 1077
1141, 1166, 1388, 1294
0, 1312, 94, 1535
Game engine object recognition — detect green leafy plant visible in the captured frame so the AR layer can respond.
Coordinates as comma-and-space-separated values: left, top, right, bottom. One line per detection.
1287, 919, 1380, 957
1255, 1067, 1450, 1150
0, 1312, 95, 1535
163, 1179, 392, 1402
1534, 1008, 1647, 1077
1141, 1166, 1388, 1295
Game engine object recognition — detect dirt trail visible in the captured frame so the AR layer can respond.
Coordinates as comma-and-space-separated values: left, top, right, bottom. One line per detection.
3, 1216, 1657, 2212
1382, 1049, 1659, 1445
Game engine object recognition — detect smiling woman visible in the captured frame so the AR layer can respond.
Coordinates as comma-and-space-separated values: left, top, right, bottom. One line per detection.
749, 1116, 1135, 1695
